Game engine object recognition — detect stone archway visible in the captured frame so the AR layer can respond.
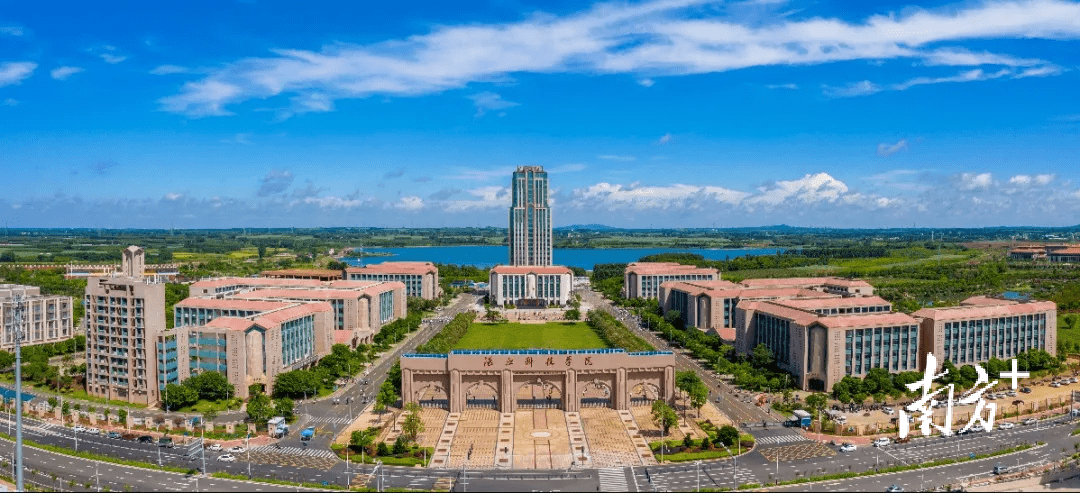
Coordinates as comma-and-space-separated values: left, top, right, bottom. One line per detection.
464, 381, 500, 409
515, 376, 564, 409
414, 382, 449, 409
629, 382, 661, 407
579, 377, 614, 408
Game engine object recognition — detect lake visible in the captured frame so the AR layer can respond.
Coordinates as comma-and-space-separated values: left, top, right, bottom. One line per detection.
342, 246, 784, 269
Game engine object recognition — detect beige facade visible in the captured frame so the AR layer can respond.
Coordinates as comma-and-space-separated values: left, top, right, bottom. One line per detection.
345, 261, 440, 299
160, 302, 333, 399
0, 284, 75, 351
735, 296, 920, 391
84, 246, 167, 406
400, 349, 676, 413
914, 296, 1057, 372
488, 265, 573, 307
623, 262, 721, 300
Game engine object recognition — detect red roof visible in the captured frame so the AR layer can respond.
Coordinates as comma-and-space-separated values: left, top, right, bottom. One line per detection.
717, 328, 736, 341
959, 296, 1018, 307
660, 280, 740, 297
333, 330, 354, 345
490, 265, 573, 275
191, 277, 325, 289
254, 302, 332, 327
1050, 248, 1080, 255
739, 277, 870, 289
204, 317, 256, 331
235, 288, 369, 301
328, 280, 382, 289
345, 261, 438, 275
815, 312, 919, 329
913, 300, 1056, 321
175, 297, 295, 311
772, 296, 892, 310
625, 262, 719, 276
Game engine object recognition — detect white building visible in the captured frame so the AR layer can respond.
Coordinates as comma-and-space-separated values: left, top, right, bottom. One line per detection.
489, 265, 573, 308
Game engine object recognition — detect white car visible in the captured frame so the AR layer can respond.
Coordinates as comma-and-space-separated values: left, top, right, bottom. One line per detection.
839, 443, 857, 453
882, 407, 895, 415
86, 428, 101, 435
229, 446, 245, 454
1023, 418, 1038, 425
208, 443, 222, 452
873, 437, 891, 447
73, 425, 86, 433
998, 422, 1015, 430
217, 454, 236, 462
971, 424, 986, 432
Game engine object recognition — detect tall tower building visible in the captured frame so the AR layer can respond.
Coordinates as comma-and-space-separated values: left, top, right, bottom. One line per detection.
85, 246, 166, 406
508, 165, 552, 266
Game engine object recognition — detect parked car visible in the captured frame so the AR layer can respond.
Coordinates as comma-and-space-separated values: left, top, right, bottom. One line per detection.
993, 464, 1008, 475
217, 454, 236, 462
1006, 390, 1017, 397
86, 428, 101, 435
158, 437, 174, 448
873, 437, 891, 447
882, 407, 895, 415
73, 425, 86, 433
971, 424, 986, 432
229, 446, 245, 454
839, 443, 857, 453
137, 435, 154, 443
1023, 418, 1038, 425
207, 443, 222, 452
1021, 387, 1033, 393
107, 431, 122, 439
886, 485, 904, 493
998, 422, 1015, 430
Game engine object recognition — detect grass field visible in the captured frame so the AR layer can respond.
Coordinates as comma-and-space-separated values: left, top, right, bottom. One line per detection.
452, 322, 610, 350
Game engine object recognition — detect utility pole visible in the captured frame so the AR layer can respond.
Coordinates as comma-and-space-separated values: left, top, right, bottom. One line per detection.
12, 290, 25, 492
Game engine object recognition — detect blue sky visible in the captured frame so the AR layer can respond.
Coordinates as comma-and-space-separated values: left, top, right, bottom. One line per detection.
1, 0, 1079, 229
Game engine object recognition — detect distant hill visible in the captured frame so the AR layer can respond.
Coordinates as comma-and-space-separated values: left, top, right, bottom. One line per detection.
555, 224, 621, 231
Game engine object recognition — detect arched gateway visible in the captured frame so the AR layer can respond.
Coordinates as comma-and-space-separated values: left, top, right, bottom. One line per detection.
401, 349, 677, 413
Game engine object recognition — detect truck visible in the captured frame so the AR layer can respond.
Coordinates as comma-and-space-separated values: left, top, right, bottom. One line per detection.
300, 426, 316, 441
788, 410, 812, 427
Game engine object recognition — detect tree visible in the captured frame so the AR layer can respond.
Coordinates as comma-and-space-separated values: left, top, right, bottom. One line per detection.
715, 425, 739, 447
402, 402, 424, 443
564, 309, 581, 321
246, 393, 274, 423
185, 371, 234, 401
805, 393, 828, 421
117, 409, 128, 425
274, 398, 295, 422
376, 442, 390, 457
258, 245, 267, 260
350, 427, 378, 451
273, 370, 320, 399
162, 383, 197, 410
650, 400, 678, 435
751, 343, 774, 368
689, 384, 708, 418
376, 380, 399, 409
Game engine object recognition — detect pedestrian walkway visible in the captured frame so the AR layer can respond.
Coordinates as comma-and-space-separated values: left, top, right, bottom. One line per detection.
598, 467, 630, 492
757, 433, 809, 445
303, 415, 354, 426
249, 444, 338, 459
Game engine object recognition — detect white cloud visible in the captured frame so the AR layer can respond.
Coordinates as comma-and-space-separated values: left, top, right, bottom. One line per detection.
959, 172, 993, 190
301, 195, 366, 209
2, 98, 16, 106
0, 27, 23, 36
658, 133, 672, 144
50, 66, 84, 80
1009, 173, 1055, 186
822, 80, 881, 98
159, 0, 1080, 117
150, 65, 192, 75
100, 54, 127, 64
257, 169, 295, 196
749, 172, 849, 205
598, 154, 636, 161
0, 62, 37, 88
877, 139, 908, 157
467, 91, 519, 117
164, 193, 183, 201
442, 186, 510, 212
638, 78, 655, 87
574, 182, 749, 210
396, 196, 424, 211
766, 83, 798, 89
893, 68, 1012, 91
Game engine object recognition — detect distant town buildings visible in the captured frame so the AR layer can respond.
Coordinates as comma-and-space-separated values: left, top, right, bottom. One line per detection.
85, 246, 167, 405
1009, 244, 1080, 262
345, 261, 440, 299
0, 284, 74, 351
508, 166, 552, 267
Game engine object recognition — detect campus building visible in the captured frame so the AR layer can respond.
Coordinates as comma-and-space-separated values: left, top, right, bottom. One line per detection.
84, 246, 168, 406
488, 265, 574, 308
737, 277, 875, 297
0, 284, 75, 351
508, 166, 552, 267
734, 296, 921, 391
158, 301, 334, 399
1008, 244, 1080, 263
187, 277, 325, 298
400, 349, 676, 413
623, 262, 721, 300
345, 261, 440, 299
914, 296, 1057, 371
261, 269, 344, 281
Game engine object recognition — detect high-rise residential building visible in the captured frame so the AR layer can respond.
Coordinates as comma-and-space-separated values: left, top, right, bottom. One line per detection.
0, 284, 74, 350
508, 165, 552, 266
85, 246, 167, 406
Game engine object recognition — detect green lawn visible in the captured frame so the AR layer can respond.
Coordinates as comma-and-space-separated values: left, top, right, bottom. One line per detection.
453, 322, 610, 350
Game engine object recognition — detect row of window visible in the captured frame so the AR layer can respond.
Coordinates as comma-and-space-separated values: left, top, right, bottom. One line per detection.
845, 325, 919, 375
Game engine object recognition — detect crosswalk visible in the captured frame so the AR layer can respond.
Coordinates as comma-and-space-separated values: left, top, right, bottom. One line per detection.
756, 433, 808, 445
598, 468, 629, 492
306, 416, 354, 425
249, 445, 338, 459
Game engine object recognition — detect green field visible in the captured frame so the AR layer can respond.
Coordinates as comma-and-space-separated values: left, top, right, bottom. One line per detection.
452, 322, 610, 350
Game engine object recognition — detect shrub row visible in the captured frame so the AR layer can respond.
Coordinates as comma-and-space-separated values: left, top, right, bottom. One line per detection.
585, 310, 654, 352
414, 312, 476, 354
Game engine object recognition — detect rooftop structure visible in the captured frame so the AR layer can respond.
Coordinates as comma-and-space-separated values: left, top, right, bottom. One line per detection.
344, 261, 440, 299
